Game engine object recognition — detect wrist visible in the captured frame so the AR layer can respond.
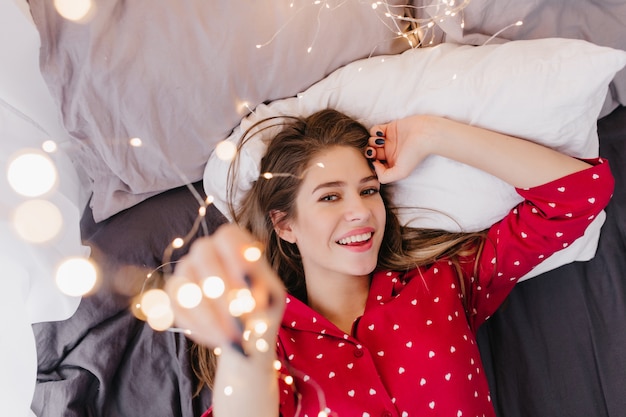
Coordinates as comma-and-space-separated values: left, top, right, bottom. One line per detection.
417, 114, 446, 156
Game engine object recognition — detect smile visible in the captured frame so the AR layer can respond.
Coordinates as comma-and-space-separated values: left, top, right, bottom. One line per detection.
337, 232, 373, 245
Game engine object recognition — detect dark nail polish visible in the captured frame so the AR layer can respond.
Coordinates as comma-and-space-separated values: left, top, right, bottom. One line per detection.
230, 340, 248, 357
366, 149, 374, 157
233, 316, 246, 334
376, 131, 384, 137
243, 273, 252, 288
375, 138, 385, 145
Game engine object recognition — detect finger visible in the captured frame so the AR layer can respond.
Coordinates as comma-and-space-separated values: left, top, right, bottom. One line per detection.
369, 124, 388, 138
212, 224, 285, 317
171, 238, 246, 343
165, 274, 230, 347
365, 146, 387, 162
371, 160, 401, 184
368, 135, 386, 148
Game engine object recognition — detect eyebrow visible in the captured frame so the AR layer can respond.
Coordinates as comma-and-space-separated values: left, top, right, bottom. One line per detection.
311, 175, 378, 194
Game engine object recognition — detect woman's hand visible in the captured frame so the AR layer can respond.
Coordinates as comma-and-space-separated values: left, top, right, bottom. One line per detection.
367, 114, 591, 188
165, 223, 286, 355
366, 114, 437, 184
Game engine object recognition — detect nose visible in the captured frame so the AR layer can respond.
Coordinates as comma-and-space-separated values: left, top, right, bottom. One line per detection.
343, 193, 371, 222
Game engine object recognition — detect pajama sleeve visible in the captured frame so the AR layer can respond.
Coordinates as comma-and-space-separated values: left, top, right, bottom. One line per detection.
461, 158, 614, 331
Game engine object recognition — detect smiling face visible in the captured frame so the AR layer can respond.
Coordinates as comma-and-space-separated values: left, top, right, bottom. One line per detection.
276, 146, 386, 284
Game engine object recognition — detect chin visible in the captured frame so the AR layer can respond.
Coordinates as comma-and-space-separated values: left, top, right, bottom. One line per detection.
350, 260, 378, 277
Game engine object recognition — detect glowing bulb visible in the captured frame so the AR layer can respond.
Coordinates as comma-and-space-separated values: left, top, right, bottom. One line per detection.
215, 141, 237, 162
318, 411, 329, 417
253, 320, 269, 335
12, 199, 63, 243
172, 237, 184, 248
42, 140, 58, 153
255, 338, 270, 352
147, 306, 175, 331
262, 172, 273, 179
129, 137, 143, 147
243, 245, 262, 262
371, 2, 377, 9
284, 375, 294, 385
273, 360, 282, 371
515, 20, 523, 26
214, 347, 222, 356
307, 46, 313, 53
202, 276, 226, 299
55, 257, 97, 297
140, 288, 171, 317
198, 206, 207, 217
205, 195, 215, 204
53, 0, 93, 21
7, 151, 57, 197
176, 282, 203, 309
228, 288, 256, 317
224, 386, 233, 396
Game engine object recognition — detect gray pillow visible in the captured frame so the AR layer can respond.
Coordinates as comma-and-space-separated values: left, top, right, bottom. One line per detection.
29, 0, 412, 221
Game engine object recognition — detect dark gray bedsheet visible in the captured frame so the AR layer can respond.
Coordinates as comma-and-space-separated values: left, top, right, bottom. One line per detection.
32, 183, 225, 417
32, 107, 626, 416
477, 106, 626, 417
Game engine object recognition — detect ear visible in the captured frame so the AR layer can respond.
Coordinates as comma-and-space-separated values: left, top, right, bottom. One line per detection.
269, 210, 296, 244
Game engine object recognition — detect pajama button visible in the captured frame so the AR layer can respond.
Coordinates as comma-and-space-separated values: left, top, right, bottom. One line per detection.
353, 348, 364, 358
381, 411, 393, 417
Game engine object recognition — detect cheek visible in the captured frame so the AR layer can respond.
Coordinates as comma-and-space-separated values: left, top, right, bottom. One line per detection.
373, 199, 387, 226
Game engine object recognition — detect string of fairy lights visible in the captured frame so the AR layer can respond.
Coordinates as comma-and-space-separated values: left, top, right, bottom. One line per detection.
7, 1, 524, 415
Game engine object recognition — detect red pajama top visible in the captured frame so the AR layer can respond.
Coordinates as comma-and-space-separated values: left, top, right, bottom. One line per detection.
204, 159, 614, 417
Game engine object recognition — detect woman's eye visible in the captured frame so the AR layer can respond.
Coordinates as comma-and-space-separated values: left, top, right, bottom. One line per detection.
362, 188, 379, 196
320, 194, 339, 202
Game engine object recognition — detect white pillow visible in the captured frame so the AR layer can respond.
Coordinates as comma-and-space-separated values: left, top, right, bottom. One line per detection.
204, 38, 626, 280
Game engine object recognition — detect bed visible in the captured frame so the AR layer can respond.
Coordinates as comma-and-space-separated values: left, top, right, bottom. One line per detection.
2, 1, 625, 416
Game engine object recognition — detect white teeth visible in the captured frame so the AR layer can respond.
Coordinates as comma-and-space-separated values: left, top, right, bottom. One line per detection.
337, 232, 372, 245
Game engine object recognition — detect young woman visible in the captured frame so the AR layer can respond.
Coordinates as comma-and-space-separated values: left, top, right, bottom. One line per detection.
166, 109, 614, 417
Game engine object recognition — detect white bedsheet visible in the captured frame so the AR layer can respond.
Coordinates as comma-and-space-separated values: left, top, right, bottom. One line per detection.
0, 1, 89, 415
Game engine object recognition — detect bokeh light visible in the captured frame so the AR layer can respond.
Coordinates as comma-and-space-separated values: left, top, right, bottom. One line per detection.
176, 282, 203, 309
7, 151, 57, 197
12, 199, 63, 243
41, 140, 58, 153
146, 306, 175, 331
53, 0, 94, 22
55, 257, 98, 297
228, 288, 256, 317
215, 141, 237, 161
139, 288, 170, 317
202, 275, 225, 299
243, 245, 262, 262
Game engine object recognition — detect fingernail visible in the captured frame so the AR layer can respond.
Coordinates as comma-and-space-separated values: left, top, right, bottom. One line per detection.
366, 149, 374, 157
376, 131, 384, 137
233, 316, 246, 334
230, 340, 248, 357
243, 273, 252, 288
375, 138, 385, 145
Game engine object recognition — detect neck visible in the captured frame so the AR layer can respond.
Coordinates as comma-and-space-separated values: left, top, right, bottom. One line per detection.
305, 272, 370, 334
